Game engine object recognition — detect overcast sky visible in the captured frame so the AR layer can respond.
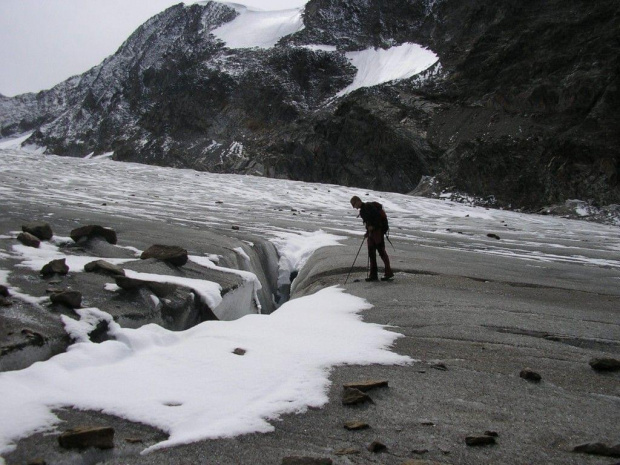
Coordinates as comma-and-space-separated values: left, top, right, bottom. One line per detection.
0, 0, 308, 97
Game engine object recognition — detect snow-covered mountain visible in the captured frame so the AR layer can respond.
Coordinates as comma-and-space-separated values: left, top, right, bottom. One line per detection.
1, 0, 619, 211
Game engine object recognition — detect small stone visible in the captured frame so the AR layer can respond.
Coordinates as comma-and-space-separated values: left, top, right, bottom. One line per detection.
84, 260, 125, 277
141, 244, 188, 266
0, 285, 9, 297
232, 225, 240, 230
420, 421, 435, 426
487, 233, 501, 240
233, 348, 246, 356
343, 379, 388, 392
573, 442, 620, 458
589, 357, 620, 372
70, 225, 117, 244
335, 448, 359, 455
125, 438, 143, 444
485, 430, 499, 437
41, 258, 69, 276
430, 363, 448, 371
344, 421, 370, 430
367, 440, 387, 453
17, 232, 41, 248
58, 426, 114, 450
520, 368, 542, 382
342, 387, 373, 406
281, 457, 332, 465
412, 448, 429, 454
50, 290, 82, 309
22, 222, 53, 240
465, 435, 496, 446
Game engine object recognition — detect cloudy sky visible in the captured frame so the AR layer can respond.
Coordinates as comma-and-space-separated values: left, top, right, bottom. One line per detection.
0, 0, 308, 97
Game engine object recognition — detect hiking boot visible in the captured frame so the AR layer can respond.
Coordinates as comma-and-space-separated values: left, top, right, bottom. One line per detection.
365, 275, 379, 282
381, 273, 395, 281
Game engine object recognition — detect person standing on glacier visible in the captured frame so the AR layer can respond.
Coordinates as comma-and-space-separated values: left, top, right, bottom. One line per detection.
350, 195, 394, 282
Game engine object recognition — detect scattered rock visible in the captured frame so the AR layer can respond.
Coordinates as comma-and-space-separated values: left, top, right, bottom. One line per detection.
573, 442, 620, 458
17, 232, 41, 248
344, 421, 370, 430
50, 290, 83, 309
70, 225, 117, 244
412, 448, 429, 455
335, 448, 359, 455
0, 285, 9, 297
125, 438, 144, 444
343, 379, 388, 392
84, 260, 126, 277
22, 222, 53, 240
465, 435, 496, 447
141, 244, 188, 266
400, 460, 446, 465
231, 225, 240, 230
58, 426, 115, 450
487, 233, 501, 240
430, 363, 448, 371
342, 387, 373, 406
485, 430, 499, 437
367, 440, 387, 453
281, 457, 332, 465
520, 368, 542, 382
115, 276, 144, 290
420, 421, 435, 426
233, 348, 246, 356
40, 258, 69, 276
589, 357, 620, 372
21, 329, 45, 346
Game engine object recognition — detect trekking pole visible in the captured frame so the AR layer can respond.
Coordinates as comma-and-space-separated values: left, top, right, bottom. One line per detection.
344, 236, 366, 284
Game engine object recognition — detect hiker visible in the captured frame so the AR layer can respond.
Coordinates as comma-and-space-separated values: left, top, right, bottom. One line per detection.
350, 195, 394, 282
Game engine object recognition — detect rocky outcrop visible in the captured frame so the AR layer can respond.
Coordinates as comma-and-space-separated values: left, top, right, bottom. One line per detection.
1, 0, 618, 212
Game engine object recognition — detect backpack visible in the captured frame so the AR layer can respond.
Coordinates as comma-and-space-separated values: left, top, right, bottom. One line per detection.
369, 202, 389, 234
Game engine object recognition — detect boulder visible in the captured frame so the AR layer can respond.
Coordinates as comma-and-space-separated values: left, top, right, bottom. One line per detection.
22, 222, 53, 240
17, 232, 40, 248
41, 259, 69, 276
58, 426, 114, 450
84, 260, 126, 277
50, 290, 82, 309
140, 245, 188, 266
70, 225, 117, 244
589, 357, 620, 372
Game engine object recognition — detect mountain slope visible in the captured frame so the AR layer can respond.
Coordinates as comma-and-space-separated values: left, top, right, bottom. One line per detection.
1, 0, 618, 210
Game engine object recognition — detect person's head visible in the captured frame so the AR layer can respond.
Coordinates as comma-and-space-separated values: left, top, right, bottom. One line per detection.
350, 195, 363, 209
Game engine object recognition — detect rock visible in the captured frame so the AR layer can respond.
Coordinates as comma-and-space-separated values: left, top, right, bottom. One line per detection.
50, 290, 82, 309
342, 387, 373, 406
231, 225, 240, 230
367, 440, 387, 453
589, 357, 620, 372
281, 457, 333, 465
343, 379, 388, 392
125, 438, 144, 444
27, 459, 46, 465
335, 448, 359, 455
21, 329, 45, 346
17, 232, 41, 248
70, 225, 117, 244
487, 233, 501, 240
115, 276, 178, 298
400, 460, 447, 465
485, 430, 499, 437
430, 363, 448, 371
0, 296, 12, 307
40, 258, 69, 276
466, 435, 496, 446
0, 285, 9, 297
58, 426, 115, 450
140, 245, 188, 266
115, 276, 144, 290
22, 222, 53, 240
412, 448, 429, 455
573, 442, 620, 458
520, 368, 542, 382
233, 348, 246, 356
84, 260, 126, 277
344, 421, 370, 430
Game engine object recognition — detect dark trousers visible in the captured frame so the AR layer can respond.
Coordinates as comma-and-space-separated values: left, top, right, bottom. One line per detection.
367, 229, 392, 278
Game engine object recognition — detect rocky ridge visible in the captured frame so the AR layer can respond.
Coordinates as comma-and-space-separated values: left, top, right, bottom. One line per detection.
1, 0, 618, 213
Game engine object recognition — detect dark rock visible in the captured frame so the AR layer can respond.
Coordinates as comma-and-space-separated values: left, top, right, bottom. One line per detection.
367, 440, 387, 453
140, 245, 188, 266
520, 368, 542, 382
589, 357, 620, 372
58, 426, 114, 450
430, 363, 448, 371
344, 421, 370, 430
231, 225, 240, 231
0, 296, 12, 307
343, 379, 388, 392
484, 430, 499, 437
50, 290, 82, 309
84, 260, 126, 277
125, 438, 144, 444
40, 259, 69, 276
22, 222, 53, 240
233, 348, 246, 356
281, 457, 333, 465
0, 285, 9, 297
115, 276, 144, 290
21, 329, 46, 346
466, 435, 496, 447
573, 442, 620, 458
17, 232, 41, 248
487, 233, 501, 240
400, 460, 447, 465
70, 225, 117, 244
342, 387, 373, 406
412, 448, 430, 455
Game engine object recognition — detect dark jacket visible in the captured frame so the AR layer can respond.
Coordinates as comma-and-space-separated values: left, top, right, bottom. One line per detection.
360, 202, 388, 233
